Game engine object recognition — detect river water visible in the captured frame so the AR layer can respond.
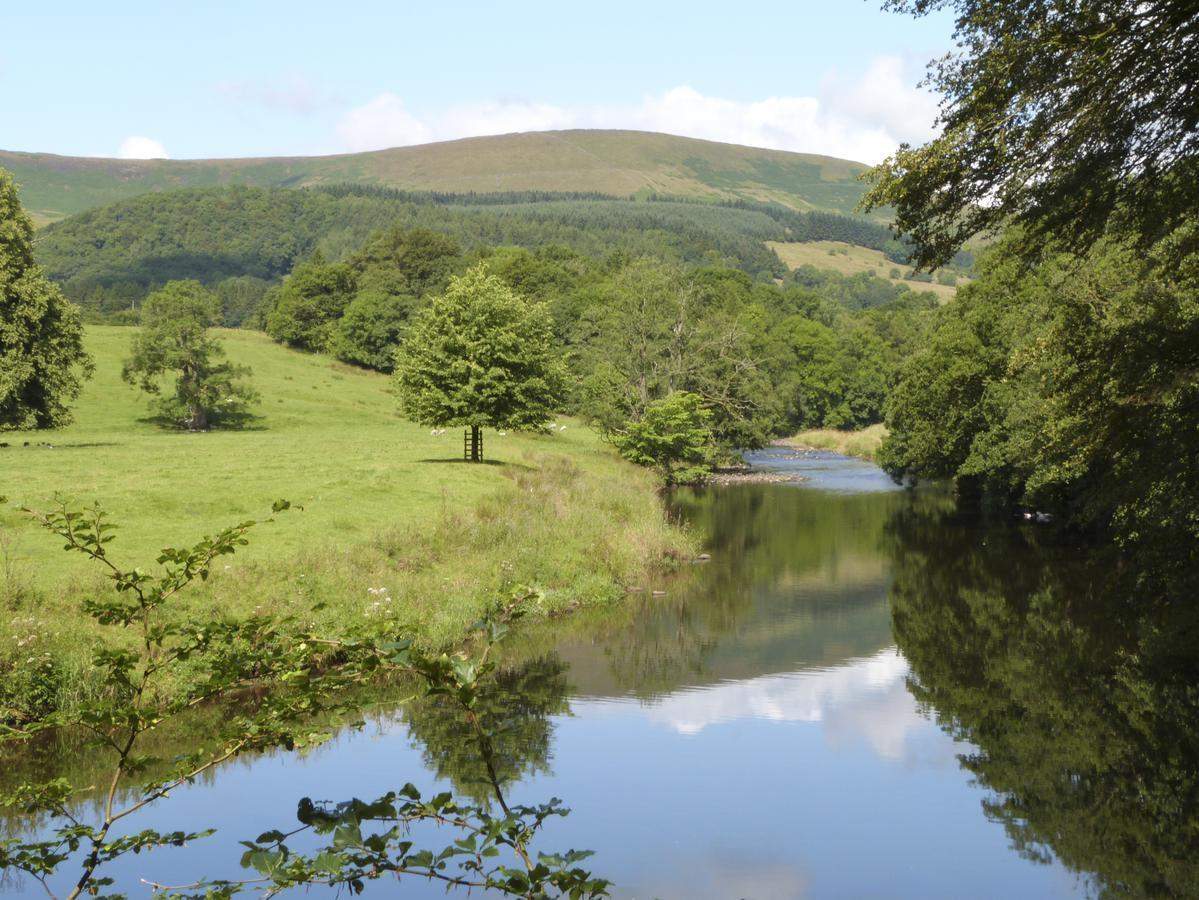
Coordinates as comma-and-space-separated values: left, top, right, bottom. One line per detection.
5, 450, 1198, 897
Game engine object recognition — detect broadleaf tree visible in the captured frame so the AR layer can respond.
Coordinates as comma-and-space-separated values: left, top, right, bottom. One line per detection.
122, 280, 258, 430
610, 390, 714, 485
864, 0, 1199, 269
864, 0, 1199, 561
0, 168, 93, 430
393, 264, 567, 461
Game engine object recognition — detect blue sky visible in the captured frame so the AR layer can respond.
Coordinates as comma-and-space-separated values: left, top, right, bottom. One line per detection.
1, 1, 957, 163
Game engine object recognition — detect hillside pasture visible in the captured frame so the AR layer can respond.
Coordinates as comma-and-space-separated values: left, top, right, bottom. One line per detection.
768, 240, 961, 301
3, 130, 874, 224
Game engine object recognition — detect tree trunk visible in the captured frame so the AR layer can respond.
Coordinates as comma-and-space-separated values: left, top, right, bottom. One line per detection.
189, 404, 208, 431
470, 425, 482, 462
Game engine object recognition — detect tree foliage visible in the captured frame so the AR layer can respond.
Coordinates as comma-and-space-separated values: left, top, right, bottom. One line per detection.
263, 256, 357, 352
122, 280, 258, 430
879, 229, 1199, 562
0, 168, 93, 430
326, 290, 417, 372
865, 0, 1199, 268
393, 265, 567, 459
610, 391, 714, 485
35, 183, 930, 316
0, 500, 609, 898
573, 261, 773, 452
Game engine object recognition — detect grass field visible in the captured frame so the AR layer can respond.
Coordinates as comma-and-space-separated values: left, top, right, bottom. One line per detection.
0, 327, 693, 717
2, 130, 874, 223
767, 240, 961, 301
779, 424, 889, 462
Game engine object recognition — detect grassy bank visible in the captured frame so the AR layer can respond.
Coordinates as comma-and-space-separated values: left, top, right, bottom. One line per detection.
779, 424, 888, 462
0, 326, 694, 720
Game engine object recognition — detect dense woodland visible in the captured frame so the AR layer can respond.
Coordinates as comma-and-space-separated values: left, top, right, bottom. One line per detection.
23, 183, 947, 456
33, 184, 969, 316
260, 222, 940, 450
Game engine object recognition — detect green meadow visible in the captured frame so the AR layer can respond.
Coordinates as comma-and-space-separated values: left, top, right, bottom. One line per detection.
767, 240, 962, 301
0, 326, 693, 716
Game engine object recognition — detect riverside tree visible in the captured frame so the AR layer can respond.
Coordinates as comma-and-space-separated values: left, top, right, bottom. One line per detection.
393, 265, 567, 461
122, 280, 258, 430
865, 0, 1199, 560
0, 168, 93, 430
610, 390, 714, 485
864, 0, 1199, 268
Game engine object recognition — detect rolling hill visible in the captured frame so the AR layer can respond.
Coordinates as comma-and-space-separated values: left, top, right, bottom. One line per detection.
1, 130, 874, 224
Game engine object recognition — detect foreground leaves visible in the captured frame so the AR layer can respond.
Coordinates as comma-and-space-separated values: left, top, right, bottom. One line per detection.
0, 500, 607, 898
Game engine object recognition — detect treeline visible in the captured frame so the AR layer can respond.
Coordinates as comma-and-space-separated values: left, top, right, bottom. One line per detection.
645, 193, 981, 270
878, 223, 1199, 564
313, 184, 626, 205
35, 185, 942, 316
258, 222, 942, 449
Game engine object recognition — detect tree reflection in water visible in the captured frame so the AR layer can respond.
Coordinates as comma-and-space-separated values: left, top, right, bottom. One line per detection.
886, 503, 1199, 898
400, 654, 571, 806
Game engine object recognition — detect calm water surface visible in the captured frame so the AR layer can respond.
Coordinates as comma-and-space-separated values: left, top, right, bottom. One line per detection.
7, 450, 1198, 897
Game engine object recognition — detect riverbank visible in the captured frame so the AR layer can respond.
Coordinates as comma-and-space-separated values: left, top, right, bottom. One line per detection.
704, 464, 807, 485
776, 424, 888, 462
0, 327, 695, 721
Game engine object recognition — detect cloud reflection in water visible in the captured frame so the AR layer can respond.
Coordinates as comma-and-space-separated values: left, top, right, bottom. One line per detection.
575, 648, 954, 765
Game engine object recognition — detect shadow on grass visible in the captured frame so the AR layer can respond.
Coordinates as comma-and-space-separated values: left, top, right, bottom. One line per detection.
416, 458, 534, 470
134, 413, 268, 432
0, 442, 124, 450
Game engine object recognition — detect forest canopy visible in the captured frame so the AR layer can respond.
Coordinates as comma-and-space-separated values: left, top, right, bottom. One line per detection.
33, 184, 946, 317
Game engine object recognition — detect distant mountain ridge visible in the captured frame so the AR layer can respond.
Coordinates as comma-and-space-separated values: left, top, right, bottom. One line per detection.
0, 130, 874, 224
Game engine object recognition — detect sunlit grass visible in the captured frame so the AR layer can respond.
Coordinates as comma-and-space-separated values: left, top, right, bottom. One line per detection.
780, 424, 889, 461
767, 240, 961, 301
0, 326, 693, 716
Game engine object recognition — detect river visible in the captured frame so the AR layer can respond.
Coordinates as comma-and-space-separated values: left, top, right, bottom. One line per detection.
4, 450, 1198, 897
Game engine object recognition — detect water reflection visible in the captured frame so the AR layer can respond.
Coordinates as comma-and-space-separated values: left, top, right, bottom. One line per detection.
400, 654, 570, 805
576, 648, 938, 765
6, 454, 1196, 898
549, 473, 942, 701
886, 502, 1199, 898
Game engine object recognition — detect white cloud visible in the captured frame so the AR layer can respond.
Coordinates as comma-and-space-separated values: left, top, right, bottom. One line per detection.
435, 99, 575, 142
820, 55, 941, 148
117, 136, 169, 159
332, 56, 937, 163
335, 92, 432, 152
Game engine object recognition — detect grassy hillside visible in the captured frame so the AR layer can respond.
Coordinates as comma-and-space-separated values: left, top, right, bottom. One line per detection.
0, 327, 692, 714
2, 130, 874, 224
769, 240, 961, 300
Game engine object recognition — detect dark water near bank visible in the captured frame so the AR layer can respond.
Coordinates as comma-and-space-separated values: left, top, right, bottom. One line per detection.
6, 450, 1199, 897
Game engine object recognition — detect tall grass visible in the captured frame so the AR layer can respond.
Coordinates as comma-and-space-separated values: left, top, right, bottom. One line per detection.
781, 424, 888, 461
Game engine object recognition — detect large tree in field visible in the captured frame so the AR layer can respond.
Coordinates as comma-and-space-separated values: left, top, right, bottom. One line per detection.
1, 168, 93, 430
864, 0, 1199, 268
123, 280, 257, 431
393, 265, 566, 461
